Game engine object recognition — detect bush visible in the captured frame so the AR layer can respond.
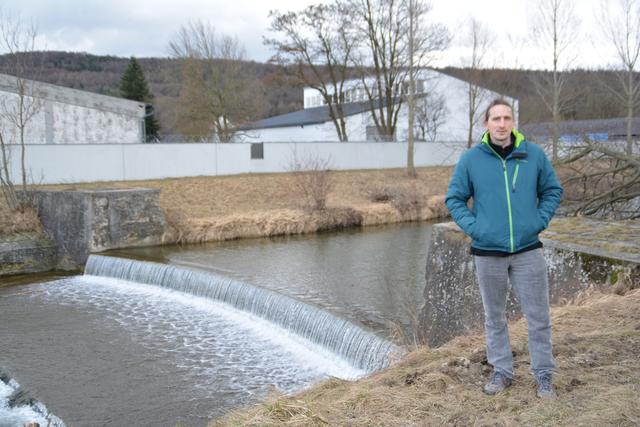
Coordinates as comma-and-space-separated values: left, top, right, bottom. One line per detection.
288, 153, 334, 212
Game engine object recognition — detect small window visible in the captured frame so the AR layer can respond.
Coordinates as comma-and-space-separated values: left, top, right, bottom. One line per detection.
366, 126, 381, 141
366, 126, 394, 142
251, 143, 264, 159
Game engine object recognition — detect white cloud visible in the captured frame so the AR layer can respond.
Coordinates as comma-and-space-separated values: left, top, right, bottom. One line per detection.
0, 0, 615, 68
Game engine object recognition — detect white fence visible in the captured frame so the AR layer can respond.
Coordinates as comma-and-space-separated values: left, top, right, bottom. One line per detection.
5, 141, 467, 184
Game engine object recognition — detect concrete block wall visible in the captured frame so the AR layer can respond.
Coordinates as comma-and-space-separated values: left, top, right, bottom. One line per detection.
0, 235, 57, 276
419, 222, 640, 347
29, 188, 167, 267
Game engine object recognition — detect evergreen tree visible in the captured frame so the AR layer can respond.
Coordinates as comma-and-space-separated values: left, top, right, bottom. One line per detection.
120, 57, 160, 141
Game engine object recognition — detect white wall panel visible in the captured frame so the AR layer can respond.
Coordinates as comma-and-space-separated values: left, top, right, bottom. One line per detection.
8, 142, 466, 184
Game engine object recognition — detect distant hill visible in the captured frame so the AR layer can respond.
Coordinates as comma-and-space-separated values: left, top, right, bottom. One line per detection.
0, 51, 629, 137
438, 67, 627, 126
0, 51, 304, 136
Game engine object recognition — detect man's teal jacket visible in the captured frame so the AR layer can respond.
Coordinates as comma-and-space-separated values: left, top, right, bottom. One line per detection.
445, 130, 563, 253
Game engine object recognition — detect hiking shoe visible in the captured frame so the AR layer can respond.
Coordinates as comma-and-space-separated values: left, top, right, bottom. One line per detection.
536, 373, 557, 399
483, 370, 512, 395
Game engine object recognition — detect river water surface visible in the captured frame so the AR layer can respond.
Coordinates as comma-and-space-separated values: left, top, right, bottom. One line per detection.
0, 222, 435, 426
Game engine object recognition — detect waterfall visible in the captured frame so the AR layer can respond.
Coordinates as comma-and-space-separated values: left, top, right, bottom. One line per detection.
84, 255, 401, 372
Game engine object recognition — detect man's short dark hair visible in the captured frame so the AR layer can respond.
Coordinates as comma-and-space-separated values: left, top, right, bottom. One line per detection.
484, 98, 513, 122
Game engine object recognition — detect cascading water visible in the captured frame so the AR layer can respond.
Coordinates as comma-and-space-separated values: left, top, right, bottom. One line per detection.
84, 255, 402, 373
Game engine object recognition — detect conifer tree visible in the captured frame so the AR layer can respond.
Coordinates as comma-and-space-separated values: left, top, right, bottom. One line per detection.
120, 57, 160, 141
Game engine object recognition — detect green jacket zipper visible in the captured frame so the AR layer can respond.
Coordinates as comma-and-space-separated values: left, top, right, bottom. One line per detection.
512, 162, 520, 192
486, 146, 515, 253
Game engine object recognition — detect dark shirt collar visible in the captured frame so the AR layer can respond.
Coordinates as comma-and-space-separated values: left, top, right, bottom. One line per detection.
487, 133, 516, 159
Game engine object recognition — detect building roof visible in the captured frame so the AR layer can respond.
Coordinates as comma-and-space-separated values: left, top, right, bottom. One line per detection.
239, 101, 377, 131
0, 72, 145, 118
521, 117, 640, 141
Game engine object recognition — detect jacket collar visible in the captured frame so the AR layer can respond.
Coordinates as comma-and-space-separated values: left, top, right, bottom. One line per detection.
480, 129, 526, 154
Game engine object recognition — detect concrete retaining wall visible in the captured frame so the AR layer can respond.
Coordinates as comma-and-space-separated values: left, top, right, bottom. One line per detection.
0, 235, 57, 276
29, 188, 166, 267
5, 141, 465, 184
420, 222, 640, 346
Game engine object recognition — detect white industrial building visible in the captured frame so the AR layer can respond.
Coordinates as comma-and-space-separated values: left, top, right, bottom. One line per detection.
238, 69, 517, 143
0, 73, 146, 144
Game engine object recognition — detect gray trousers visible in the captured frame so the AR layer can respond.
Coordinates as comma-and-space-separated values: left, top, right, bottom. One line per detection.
474, 249, 555, 380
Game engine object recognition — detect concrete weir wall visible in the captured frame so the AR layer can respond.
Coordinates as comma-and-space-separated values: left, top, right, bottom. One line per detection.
29, 188, 167, 268
420, 222, 640, 347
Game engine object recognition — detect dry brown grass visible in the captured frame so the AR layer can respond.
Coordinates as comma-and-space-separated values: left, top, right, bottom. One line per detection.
213, 289, 640, 426
0, 202, 43, 237
40, 167, 453, 244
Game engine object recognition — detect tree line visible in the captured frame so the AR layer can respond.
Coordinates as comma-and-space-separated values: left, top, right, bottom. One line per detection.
0, 52, 635, 138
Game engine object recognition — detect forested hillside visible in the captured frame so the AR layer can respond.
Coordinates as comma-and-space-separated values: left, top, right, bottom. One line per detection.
0, 51, 303, 137
0, 51, 630, 137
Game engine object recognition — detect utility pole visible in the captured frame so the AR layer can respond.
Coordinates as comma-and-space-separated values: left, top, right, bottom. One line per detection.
407, 0, 417, 177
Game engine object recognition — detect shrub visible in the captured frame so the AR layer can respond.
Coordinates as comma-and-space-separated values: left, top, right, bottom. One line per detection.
288, 153, 334, 212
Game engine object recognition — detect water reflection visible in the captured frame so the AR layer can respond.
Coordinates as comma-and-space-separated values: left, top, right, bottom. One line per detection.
109, 221, 436, 336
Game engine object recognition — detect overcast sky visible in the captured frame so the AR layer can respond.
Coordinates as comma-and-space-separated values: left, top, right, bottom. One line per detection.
0, 0, 614, 69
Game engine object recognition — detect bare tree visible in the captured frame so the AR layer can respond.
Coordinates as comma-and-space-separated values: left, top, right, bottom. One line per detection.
347, 0, 449, 142
0, 9, 42, 209
602, 0, 640, 155
531, 0, 580, 161
414, 92, 447, 142
0, 130, 18, 210
559, 137, 639, 219
460, 17, 493, 148
168, 20, 267, 142
266, 3, 357, 142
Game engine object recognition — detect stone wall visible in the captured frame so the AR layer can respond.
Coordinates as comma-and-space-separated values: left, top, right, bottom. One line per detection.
0, 234, 57, 276
29, 188, 166, 268
420, 221, 640, 346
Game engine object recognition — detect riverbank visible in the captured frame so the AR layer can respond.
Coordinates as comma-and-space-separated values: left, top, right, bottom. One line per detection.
30, 167, 452, 244
214, 288, 640, 426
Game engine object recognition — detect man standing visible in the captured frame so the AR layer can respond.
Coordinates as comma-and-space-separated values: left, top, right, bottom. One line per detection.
445, 99, 563, 399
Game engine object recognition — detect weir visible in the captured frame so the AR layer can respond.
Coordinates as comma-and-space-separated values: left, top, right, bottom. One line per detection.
84, 255, 402, 372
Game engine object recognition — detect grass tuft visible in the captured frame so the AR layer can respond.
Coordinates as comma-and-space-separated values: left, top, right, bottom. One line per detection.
0, 203, 43, 237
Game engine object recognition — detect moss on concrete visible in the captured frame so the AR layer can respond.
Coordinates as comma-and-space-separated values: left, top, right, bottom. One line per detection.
543, 217, 640, 255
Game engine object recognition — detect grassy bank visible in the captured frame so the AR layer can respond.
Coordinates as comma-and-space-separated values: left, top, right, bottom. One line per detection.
30, 167, 452, 244
214, 288, 640, 426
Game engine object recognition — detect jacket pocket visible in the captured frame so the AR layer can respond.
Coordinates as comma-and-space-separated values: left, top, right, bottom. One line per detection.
472, 215, 507, 249
517, 214, 545, 247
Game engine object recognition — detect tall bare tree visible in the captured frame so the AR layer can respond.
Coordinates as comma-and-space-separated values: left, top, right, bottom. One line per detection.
602, 0, 640, 155
531, 0, 580, 161
169, 20, 266, 142
460, 17, 493, 148
347, 0, 449, 142
266, 3, 357, 142
0, 9, 42, 208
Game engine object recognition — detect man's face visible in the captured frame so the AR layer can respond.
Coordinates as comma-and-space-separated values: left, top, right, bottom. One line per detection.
484, 104, 514, 146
